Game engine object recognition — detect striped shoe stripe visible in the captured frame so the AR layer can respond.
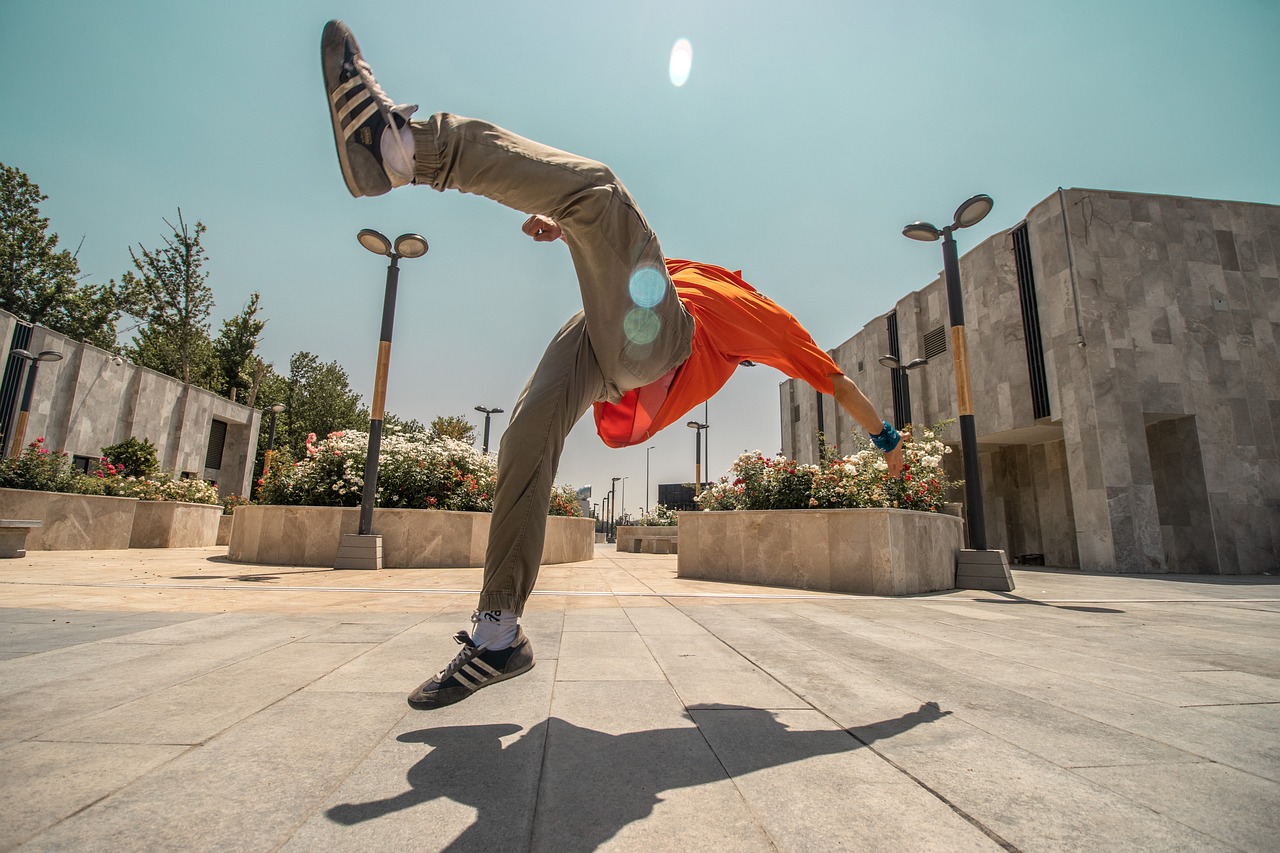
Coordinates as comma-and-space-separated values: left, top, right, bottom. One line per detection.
470, 658, 502, 677
452, 668, 481, 690
329, 76, 363, 104
343, 102, 378, 139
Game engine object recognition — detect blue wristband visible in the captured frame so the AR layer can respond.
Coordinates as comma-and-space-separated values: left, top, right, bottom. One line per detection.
870, 421, 901, 453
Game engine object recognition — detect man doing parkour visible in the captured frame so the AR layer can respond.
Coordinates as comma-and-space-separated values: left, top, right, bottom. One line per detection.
321, 20, 904, 710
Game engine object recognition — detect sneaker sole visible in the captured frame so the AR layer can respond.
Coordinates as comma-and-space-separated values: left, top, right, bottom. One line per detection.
407, 659, 535, 710
321, 20, 392, 198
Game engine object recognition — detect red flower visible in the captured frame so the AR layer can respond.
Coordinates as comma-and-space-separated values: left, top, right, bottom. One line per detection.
904, 473, 912, 482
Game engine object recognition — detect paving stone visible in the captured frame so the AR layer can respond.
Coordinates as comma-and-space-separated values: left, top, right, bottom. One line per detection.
562, 608, 635, 633
19, 691, 406, 851
638, 632, 810, 709
0, 610, 209, 657
533, 680, 774, 852
692, 707, 1001, 852
37, 641, 373, 745
1074, 761, 1280, 853
555, 631, 664, 682
0, 740, 187, 849
283, 660, 556, 851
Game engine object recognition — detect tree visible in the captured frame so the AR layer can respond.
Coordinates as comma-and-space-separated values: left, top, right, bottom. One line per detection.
0, 163, 123, 348
384, 412, 427, 436
212, 292, 266, 401
120, 210, 215, 386
428, 415, 477, 445
279, 351, 366, 457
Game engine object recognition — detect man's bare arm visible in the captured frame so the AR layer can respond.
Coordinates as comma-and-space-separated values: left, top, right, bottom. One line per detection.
830, 373, 904, 475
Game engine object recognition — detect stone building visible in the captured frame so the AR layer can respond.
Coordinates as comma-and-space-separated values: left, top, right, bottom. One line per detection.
781, 189, 1279, 574
1, 309, 262, 498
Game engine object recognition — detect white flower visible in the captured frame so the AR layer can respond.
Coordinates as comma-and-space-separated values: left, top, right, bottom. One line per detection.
874, 460, 889, 472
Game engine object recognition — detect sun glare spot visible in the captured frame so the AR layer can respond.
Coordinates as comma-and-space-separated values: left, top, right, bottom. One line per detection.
669, 38, 693, 87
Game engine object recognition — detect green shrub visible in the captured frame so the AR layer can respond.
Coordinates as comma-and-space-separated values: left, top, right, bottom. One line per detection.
0, 438, 83, 493
101, 437, 160, 477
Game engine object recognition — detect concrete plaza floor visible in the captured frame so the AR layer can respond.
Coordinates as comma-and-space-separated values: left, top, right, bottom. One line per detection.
1, 545, 1277, 852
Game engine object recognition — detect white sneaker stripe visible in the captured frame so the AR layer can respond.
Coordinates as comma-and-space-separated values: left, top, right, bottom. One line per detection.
343, 102, 379, 139
336, 92, 369, 123
471, 659, 501, 677
452, 669, 480, 690
461, 663, 493, 683
329, 76, 363, 104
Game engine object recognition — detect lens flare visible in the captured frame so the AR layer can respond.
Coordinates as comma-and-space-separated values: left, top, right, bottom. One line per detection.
624, 307, 662, 345
629, 266, 667, 308
669, 39, 692, 87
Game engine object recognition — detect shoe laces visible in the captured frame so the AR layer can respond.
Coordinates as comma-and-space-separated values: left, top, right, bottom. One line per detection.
349, 53, 418, 121
434, 629, 494, 682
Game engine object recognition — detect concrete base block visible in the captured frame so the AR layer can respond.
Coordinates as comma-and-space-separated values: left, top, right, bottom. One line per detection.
956, 548, 1016, 591
334, 534, 382, 570
0, 520, 41, 558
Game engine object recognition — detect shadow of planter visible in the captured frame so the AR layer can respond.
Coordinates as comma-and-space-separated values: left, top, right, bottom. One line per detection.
228, 505, 596, 568
677, 508, 962, 596
0, 487, 138, 551
130, 501, 222, 548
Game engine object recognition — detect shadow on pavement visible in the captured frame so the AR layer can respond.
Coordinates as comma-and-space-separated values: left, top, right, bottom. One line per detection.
325, 702, 948, 849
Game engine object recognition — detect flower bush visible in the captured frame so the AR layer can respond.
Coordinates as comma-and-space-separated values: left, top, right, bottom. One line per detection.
548, 485, 585, 517
696, 423, 960, 513
634, 504, 678, 526
0, 437, 82, 493
223, 494, 250, 515
0, 437, 220, 504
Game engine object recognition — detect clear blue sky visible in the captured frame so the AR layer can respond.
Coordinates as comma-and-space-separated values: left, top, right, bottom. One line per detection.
3, 1, 1278, 516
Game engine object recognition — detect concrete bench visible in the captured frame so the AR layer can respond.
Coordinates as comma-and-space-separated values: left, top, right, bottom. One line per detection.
0, 519, 43, 558
614, 525, 679, 554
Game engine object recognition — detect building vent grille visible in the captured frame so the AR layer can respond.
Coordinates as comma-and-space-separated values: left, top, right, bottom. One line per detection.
1012, 223, 1052, 419
205, 419, 228, 470
886, 312, 912, 428
922, 325, 948, 359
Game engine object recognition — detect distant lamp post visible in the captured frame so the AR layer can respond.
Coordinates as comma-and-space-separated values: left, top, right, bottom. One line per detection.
877, 355, 929, 429
686, 420, 708, 497
262, 403, 286, 480
645, 444, 656, 512
474, 405, 505, 454
335, 229, 428, 570
4, 349, 62, 458
609, 476, 622, 542
904, 194, 1013, 590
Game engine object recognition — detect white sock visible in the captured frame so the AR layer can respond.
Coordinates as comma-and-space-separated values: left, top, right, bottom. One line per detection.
381, 119, 416, 187
470, 609, 518, 649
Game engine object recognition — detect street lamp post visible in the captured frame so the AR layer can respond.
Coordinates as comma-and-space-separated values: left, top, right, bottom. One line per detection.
645, 445, 655, 512
609, 476, 622, 542
686, 420, 708, 498
335, 229, 428, 570
262, 403, 286, 482
877, 355, 928, 429
904, 194, 1013, 591
4, 349, 63, 458
474, 405, 505, 454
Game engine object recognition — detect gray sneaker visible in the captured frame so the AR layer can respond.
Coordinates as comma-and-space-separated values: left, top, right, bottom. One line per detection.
320, 19, 417, 197
408, 628, 536, 710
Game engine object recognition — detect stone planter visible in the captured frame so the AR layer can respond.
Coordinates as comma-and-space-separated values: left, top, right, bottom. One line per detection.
217, 515, 234, 546
0, 487, 138, 551
130, 500, 222, 548
615, 525, 679, 554
677, 508, 962, 596
228, 505, 596, 568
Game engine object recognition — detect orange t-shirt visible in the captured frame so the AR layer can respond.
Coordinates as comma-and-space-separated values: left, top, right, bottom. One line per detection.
593, 259, 840, 448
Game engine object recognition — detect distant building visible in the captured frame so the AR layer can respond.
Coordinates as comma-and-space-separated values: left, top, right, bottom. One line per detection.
781, 189, 1279, 574
658, 483, 705, 512
1, 310, 262, 498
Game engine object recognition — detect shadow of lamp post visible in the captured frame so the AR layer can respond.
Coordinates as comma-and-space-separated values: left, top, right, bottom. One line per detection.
4, 349, 63, 459
903, 194, 1014, 591
334, 229, 429, 570
474, 405, 504, 454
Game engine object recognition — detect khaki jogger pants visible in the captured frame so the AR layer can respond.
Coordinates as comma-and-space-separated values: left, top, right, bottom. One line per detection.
411, 114, 695, 615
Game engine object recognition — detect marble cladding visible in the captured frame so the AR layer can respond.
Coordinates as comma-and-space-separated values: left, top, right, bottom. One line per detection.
677, 508, 962, 596
0, 309, 262, 499
128, 501, 222, 548
227, 505, 595, 568
0, 488, 137, 550
781, 189, 1280, 574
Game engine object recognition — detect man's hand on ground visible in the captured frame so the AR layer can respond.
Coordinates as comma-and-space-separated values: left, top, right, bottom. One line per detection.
522, 214, 562, 242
